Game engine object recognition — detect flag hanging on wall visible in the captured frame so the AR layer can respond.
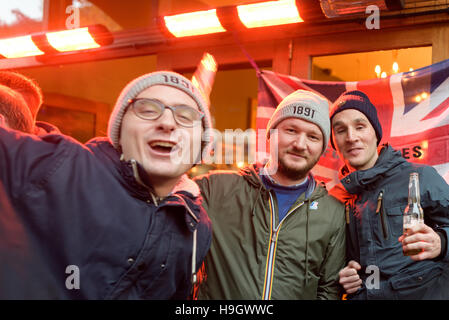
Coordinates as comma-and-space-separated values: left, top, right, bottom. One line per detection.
257, 58, 449, 189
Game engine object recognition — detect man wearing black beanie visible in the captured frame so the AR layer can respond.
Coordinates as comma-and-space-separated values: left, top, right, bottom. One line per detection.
330, 89, 449, 299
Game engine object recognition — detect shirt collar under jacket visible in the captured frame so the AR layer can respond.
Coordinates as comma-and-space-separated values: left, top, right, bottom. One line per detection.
259, 165, 315, 199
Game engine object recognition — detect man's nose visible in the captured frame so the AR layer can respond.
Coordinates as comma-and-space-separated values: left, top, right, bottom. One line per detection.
292, 133, 307, 150
157, 109, 177, 131
346, 127, 358, 142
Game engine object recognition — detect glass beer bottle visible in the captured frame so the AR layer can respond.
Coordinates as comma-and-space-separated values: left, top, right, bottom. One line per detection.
403, 172, 424, 256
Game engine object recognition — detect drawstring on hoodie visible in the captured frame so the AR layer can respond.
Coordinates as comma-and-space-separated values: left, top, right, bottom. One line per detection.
129, 158, 160, 206
345, 202, 350, 225
163, 194, 200, 291
128, 156, 199, 289
376, 190, 389, 240
191, 229, 198, 288
305, 200, 310, 287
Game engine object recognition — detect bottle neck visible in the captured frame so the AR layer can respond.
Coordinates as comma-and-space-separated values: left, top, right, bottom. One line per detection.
408, 173, 421, 204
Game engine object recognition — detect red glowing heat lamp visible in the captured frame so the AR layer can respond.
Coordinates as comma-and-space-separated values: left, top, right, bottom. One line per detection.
0, 25, 113, 59
164, 9, 226, 38
46, 27, 101, 52
237, 0, 304, 28
0, 35, 44, 58
163, 0, 304, 38
38, 25, 113, 54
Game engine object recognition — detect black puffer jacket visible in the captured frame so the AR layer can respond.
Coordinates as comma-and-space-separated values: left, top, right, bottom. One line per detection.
340, 144, 449, 299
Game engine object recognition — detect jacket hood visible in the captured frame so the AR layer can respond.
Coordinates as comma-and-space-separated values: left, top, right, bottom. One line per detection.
34, 121, 61, 135
340, 144, 408, 194
171, 173, 200, 197
86, 137, 200, 200
239, 163, 264, 188
238, 163, 327, 200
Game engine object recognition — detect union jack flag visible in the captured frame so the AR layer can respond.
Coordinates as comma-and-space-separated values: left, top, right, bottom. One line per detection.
257, 58, 449, 189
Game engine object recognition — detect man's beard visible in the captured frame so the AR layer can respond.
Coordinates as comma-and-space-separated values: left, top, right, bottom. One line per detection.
277, 151, 320, 181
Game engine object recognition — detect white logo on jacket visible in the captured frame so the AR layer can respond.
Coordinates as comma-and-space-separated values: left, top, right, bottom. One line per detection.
309, 201, 318, 210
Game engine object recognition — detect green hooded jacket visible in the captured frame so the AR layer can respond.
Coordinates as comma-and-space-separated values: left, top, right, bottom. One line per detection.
194, 165, 346, 300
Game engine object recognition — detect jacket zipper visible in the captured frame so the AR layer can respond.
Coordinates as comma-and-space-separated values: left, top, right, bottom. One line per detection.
376, 190, 389, 240
130, 159, 199, 291
262, 192, 305, 300
345, 202, 350, 224
129, 159, 160, 205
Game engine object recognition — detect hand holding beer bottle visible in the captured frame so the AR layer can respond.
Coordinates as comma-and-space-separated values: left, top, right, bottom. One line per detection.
402, 172, 424, 256
399, 172, 442, 260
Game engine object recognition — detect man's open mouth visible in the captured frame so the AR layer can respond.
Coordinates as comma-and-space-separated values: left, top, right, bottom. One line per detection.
149, 141, 177, 154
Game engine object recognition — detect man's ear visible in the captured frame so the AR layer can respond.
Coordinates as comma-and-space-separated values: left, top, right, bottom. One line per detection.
0, 114, 6, 127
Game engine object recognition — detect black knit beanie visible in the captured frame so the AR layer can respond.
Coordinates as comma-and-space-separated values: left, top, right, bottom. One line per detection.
330, 90, 382, 149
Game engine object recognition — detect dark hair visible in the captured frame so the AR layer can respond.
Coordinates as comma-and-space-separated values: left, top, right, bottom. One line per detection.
0, 85, 34, 133
0, 71, 43, 120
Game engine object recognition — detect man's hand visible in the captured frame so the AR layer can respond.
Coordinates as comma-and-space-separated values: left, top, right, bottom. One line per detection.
399, 224, 441, 261
339, 260, 362, 294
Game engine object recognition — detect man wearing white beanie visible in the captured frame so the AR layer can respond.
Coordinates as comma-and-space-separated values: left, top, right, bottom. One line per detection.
195, 89, 346, 300
0, 71, 212, 299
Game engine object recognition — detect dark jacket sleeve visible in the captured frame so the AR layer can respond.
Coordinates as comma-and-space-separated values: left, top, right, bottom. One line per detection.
420, 166, 449, 262
0, 127, 76, 298
0, 126, 72, 199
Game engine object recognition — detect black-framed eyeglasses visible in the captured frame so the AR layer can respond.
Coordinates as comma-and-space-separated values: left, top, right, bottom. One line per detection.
127, 98, 204, 128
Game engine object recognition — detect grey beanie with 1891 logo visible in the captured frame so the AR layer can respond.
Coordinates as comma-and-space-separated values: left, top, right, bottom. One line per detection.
266, 89, 331, 153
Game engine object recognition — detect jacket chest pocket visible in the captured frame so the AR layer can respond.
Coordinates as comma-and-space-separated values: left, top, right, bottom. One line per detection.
385, 206, 404, 238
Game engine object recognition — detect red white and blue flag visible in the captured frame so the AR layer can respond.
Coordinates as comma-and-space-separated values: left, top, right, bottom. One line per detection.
257, 58, 449, 189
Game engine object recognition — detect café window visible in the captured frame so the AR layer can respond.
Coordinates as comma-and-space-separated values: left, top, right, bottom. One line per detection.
312, 46, 432, 81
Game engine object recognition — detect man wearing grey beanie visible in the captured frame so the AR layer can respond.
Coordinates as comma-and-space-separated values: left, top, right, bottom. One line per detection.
195, 89, 345, 300
0, 70, 212, 299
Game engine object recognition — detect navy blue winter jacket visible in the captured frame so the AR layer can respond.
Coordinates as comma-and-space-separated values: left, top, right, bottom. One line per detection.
340, 144, 449, 299
0, 127, 212, 299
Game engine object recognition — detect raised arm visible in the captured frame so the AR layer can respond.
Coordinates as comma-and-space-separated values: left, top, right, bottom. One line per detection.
0, 122, 74, 199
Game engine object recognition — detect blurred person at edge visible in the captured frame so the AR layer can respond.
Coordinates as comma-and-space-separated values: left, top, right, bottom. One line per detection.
194, 90, 346, 300
330, 90, 449, 299
0, 71, 212, 299
0, 84, 33, 133
0, 71, 60, 135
